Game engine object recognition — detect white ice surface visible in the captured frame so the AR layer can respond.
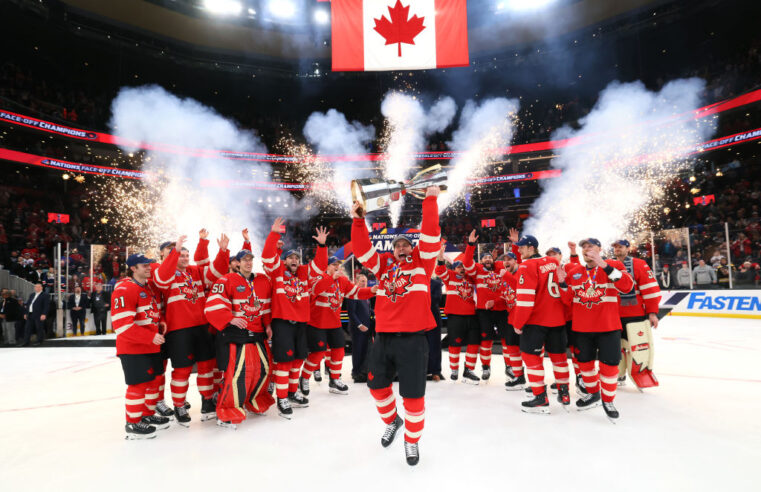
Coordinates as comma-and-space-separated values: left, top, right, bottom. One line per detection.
1, 315, 759, 491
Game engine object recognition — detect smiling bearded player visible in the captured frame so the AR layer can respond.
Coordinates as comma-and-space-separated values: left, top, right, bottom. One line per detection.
350, 185, 441, 467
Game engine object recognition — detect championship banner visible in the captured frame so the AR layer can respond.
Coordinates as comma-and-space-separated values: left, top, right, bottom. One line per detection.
2, 87, 761, 163
331, 0, 469, 71
661, 290, 761, 319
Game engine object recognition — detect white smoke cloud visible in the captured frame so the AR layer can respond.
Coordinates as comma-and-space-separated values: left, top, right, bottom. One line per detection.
380, 93, 457, 225
440, 97, 520, 210
109, 85, 295, 262
523, 78, 716, 253
303, 108, 375, 208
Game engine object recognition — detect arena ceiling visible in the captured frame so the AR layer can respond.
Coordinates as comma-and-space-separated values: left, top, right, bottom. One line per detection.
57, 0, 669, 61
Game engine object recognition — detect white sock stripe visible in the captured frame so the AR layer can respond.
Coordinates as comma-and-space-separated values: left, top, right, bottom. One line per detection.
171, 380, 190, 387
601, 388, 616, 397
125, 398, 145, 405
552, 366, 570, 373
197, 372, 214, 378
375, 395, 396, 407
274, 370, 288, 376
144, 393, 158, 399
600, 375, 618, 384
171, 392, 187, 398
126, 411, 144, 418
405, 413, 425, 423
380, 408, 397, 419
555, 378, 570, 384
581, 370, 597, 377
405, 430, 423, 439
197, 385, 214, 391
275, 383, 288, 389
526, 369, 544, 376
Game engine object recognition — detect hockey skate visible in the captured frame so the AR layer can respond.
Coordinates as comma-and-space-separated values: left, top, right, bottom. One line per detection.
125, 421, 156, 440
575, 391, 602, 411
575, 374, 587, 395
381, 414, 403, 448
288, 391, 309, 408
174, 405, 191, 427
504, 374, 526, 391
298, 375, 310, 396
556, 384, 571, 411
155, 400, 175, 419
216, 419, 238, 430
141, 414, 170, 430
521, 391, 550, 414
603, 401, 620, 423
328, 378, 349, 395
617, 375, 627, 387
450, 370, 458, 381
462, 368, 480, 385
313, 367, 323, 383
404, 441, 420, 466
505, 366, 515, 378
277, 398, 293, 419
481, 365, 491, 381
200, 397, 216, 422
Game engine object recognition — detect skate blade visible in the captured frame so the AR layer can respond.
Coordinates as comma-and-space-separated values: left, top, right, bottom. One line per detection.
200, 413, 217, 422
153, 422, 171, 430
576, 402, 602, 412
176, 420, 191, 427
606, 416, 618, 424
329, 387, 349, 395
216, 421, 238, 430
521, 406, 550, 415
291, 403, 309, 408
462, 379, 479, 386
504, 385, 524, 391
125, 433, 157, 440
278, 412, 293, 420
559, 404, 570, 413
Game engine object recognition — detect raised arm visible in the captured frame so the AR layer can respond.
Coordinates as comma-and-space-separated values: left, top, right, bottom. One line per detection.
261, 218, 284, 280
194, 229, 210, 266
351, 202, 382, 277
416, 188, 442, 277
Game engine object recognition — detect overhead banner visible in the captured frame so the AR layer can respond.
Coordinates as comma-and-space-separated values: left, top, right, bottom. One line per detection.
662, 290, 761, 319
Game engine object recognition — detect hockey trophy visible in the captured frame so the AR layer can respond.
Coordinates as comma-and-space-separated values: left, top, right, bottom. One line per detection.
351, 164, 448, 216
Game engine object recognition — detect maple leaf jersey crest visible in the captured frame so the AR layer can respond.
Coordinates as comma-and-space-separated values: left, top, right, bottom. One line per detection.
485, 271, 501, 292
374, 0, 426, 57
454, 278, 473, 301
283, 272, 304, 303
241, 290, 263, 320
576, 279, 604, 309
384, 272, 413, 303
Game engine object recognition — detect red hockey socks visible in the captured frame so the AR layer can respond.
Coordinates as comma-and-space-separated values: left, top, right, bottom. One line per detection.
213, 368, 224, 394
329, 347, 345, 379
370, 386, 397, 424
522, 352, 545, 396
273, 361, 291, 399
143, 377, 160, 417
479, 340, 493, 368
448, 346, 462, 373
548, 352, 570, 385
125, 382, 149, 423
402, 397, 425, 444
301, 351, 325, 380
289, 359, 303, 394
464, 344, 479, 370
505, 344, 523, 377
579, 360, 600, 394
570, 345, 580, 377
599, 363, 619, 402
196, 359, 217, 399
171, 366, 193, 408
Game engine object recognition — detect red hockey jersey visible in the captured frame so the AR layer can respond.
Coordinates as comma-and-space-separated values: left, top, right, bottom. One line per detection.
204, 272, 272, 333
112, 278, 162, 355
563, 260, 634, 333
462, 244, 507, 310
436, 264, 476, 315
309, 275, 373, 329
500, 269, 518, 325
617, 256, 662, 318
261, 232, 328, 323
156, 242, 229, 332
351, 196, 441, 333
512, 255, 568, 329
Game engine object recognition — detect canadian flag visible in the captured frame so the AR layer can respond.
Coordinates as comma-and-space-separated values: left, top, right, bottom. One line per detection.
331, 0, 469, 71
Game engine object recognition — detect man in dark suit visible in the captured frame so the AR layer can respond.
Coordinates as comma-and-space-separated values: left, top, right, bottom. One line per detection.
19, 283, 50, 346
347, 273, 374, 383
67, 286, 89, 336
90, 284, 110, 335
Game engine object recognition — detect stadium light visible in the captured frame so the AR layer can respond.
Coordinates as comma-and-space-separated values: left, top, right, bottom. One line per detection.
268, 0, 296, 19
314, 8, 329, 25
496, 0, 556, 12
203, 0, 243, 16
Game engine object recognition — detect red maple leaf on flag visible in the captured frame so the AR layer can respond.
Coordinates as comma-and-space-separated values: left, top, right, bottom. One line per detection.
373, 0, 426, 57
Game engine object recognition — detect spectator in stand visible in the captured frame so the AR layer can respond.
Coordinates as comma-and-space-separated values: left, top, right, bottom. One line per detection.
676, 262, 692, 288
659, 264, 672, 290
347, 273, 374, 383
735, 261, 756, 287
717, 265, 731, 288
35, 253, 50, 270
90, 283, 110, 335
1, 288, 22, 346
19, 283, 50, 346
693, 259, 718, 287
21, 242, 39, 259
67, 286, 89, 336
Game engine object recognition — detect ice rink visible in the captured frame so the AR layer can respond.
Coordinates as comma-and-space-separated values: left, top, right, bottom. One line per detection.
1, 315, 759, 491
